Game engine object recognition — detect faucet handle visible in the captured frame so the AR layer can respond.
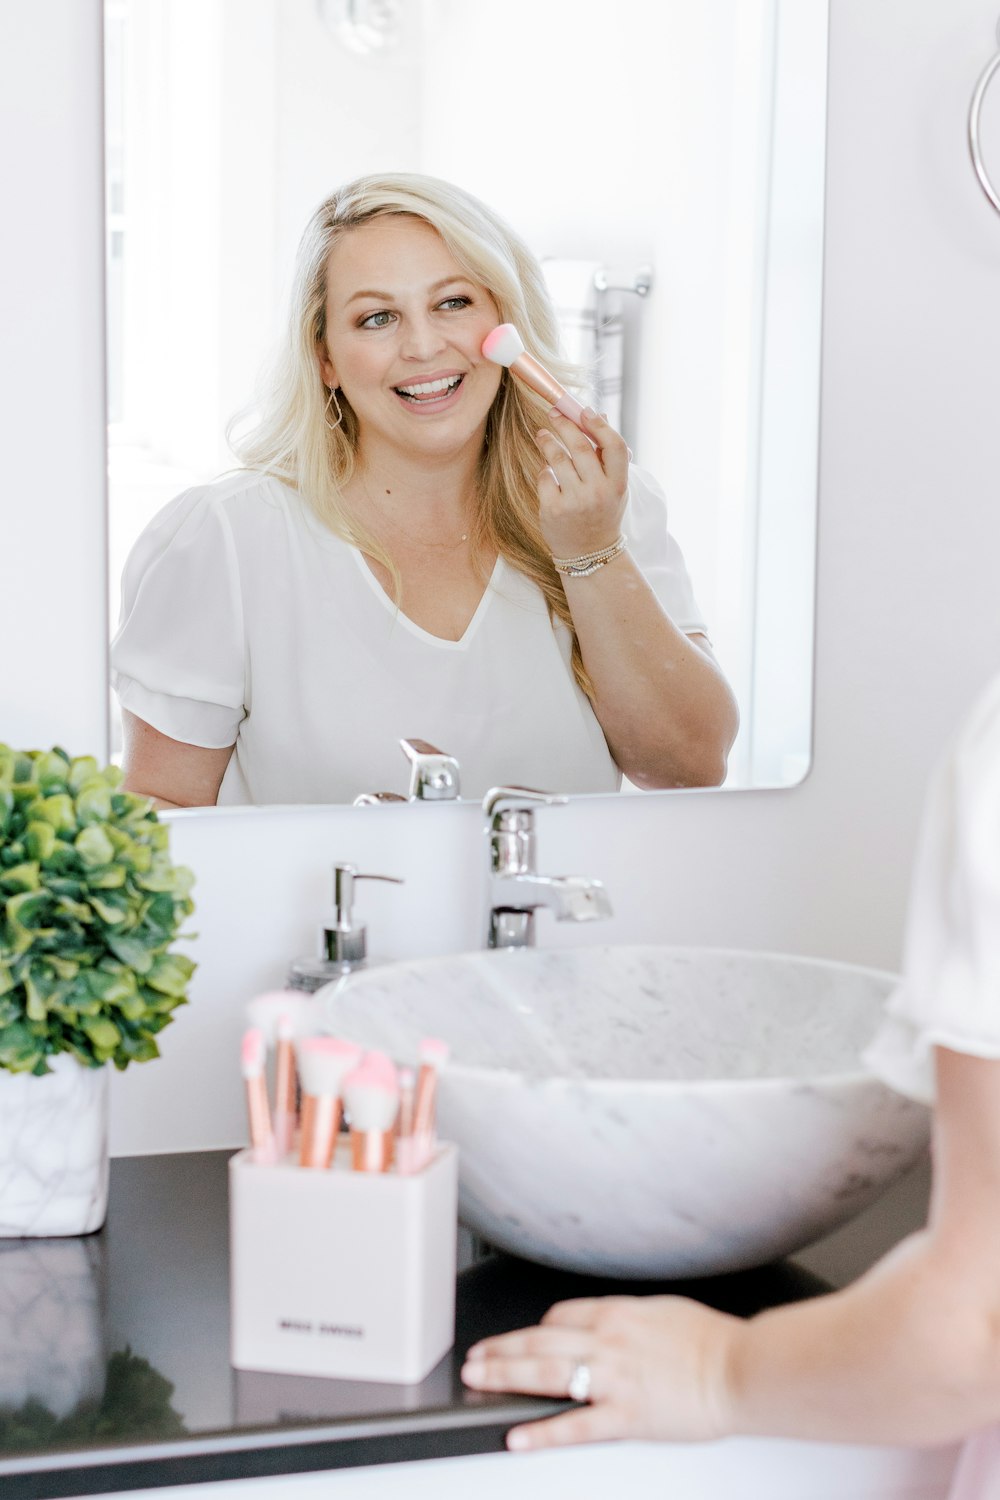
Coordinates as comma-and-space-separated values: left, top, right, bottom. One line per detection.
482, 787, 569, 879
400, 738, 461, 801
481, 785, 568, 827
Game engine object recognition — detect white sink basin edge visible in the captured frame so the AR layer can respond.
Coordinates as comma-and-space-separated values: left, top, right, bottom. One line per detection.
323, 946, 930, 1279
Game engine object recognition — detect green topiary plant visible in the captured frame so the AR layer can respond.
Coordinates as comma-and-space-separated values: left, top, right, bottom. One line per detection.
0, 745, 195, 1076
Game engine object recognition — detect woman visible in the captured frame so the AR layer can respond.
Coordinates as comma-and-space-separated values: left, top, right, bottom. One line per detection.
112, 173, 738, 807
461, 670, 1000, 1497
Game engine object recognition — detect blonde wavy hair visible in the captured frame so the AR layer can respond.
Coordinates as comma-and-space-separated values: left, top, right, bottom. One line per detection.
229, 171, 593, 694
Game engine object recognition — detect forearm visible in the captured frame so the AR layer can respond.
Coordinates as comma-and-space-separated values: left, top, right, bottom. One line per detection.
119, 787, 189, 810
565, 554, 739, 787
723, 1231, 1000, 1446
119, 711, 232, 808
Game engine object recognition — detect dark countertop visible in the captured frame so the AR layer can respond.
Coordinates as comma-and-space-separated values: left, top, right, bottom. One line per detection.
0, 1152, 834, 1499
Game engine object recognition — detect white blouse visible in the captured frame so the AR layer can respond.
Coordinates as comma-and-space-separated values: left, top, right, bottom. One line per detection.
863, 670, 1000, 1104
110, 467, 706, 805
863, 671, 1000, 1500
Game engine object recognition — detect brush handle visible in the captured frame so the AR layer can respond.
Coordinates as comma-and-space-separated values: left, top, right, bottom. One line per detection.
274, 1038, 297, 1154
245, 1076, 277, 1164
510, 353, 587, 428
299, 1093, 341, 1169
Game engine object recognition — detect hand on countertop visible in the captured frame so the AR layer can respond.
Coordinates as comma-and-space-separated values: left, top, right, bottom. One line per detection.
461, 1292, 740, 1450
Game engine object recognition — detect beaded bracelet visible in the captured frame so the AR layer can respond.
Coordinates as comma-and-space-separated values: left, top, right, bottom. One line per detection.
551, 535, 628, 578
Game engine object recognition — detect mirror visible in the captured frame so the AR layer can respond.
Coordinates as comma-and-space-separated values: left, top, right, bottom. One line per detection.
104, 0, 827, 802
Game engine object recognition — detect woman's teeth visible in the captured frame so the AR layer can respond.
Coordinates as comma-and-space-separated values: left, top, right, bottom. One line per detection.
395, 375, 463, 401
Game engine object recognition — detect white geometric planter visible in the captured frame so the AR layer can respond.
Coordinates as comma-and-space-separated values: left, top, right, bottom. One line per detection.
0, 1056, 109, 1237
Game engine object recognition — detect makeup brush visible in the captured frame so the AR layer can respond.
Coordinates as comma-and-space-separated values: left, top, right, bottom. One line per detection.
296, 1036, 362, 1169
481, 324, 587, 427
360, 1049, 400, 1086
395, 1065, 418, 1175
241, 1027, 277, 1165
246, 990, 318, 1157
245, 989, 317, 1043
343, 1057, 400, 1173
411, 1037, 449, 1170
272, 1012, 298, 1156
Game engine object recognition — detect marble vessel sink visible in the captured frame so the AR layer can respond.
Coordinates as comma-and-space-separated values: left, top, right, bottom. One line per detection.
322, 947, 930, 1279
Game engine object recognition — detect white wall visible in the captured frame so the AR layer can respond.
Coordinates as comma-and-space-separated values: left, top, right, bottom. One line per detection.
3, 0, 1000, 1160
0, 0, 109, 759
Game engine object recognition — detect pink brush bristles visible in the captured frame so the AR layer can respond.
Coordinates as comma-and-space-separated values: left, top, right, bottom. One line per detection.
241, 1027, 266, 1077
480, 324, 587, 428
343, 1061, 400, 1172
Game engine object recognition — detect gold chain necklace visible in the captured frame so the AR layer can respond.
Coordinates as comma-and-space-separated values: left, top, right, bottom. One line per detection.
359, 475, 472, 551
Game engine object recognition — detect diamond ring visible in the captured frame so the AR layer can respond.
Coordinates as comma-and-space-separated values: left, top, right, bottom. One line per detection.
567, 1361, 592, 1402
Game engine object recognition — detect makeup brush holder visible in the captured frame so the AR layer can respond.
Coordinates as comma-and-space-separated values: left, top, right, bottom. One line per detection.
228, 1142, 458, 1383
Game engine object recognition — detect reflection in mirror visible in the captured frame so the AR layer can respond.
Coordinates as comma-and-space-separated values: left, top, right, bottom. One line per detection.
104, 0, 827, 804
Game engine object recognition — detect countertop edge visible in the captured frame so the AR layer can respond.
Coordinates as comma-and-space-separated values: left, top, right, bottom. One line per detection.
0, 1398, 572, 1497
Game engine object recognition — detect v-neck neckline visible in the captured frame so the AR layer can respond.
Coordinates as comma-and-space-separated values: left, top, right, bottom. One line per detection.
348, 547, 504, 649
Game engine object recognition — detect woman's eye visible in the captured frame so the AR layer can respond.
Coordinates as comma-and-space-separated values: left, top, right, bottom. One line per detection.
438, 296, 472, 311
359, 310, 395, 329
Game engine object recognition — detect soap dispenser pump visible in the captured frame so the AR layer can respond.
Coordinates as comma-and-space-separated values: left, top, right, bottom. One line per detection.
287, 863, 403, 993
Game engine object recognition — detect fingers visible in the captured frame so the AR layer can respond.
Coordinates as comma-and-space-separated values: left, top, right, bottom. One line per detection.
536, 426, 577, 486
536, 407, 626, 479
535, 410, 628, 559
542, 1296, 617, 1328
505, 1403, 624, 1452
537, 463, 561, 495
462, 1350, 596, 1400
465, 1326, 586, 1361
464, 1296, 620, 1361
559, 406, 631, 485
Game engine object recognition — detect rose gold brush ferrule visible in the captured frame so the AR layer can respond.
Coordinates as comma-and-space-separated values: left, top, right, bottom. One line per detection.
509, 353, 587, 425
274, 1036, 297, 1156
298, 1093, 342, 1169
351, 1129, 394, 1173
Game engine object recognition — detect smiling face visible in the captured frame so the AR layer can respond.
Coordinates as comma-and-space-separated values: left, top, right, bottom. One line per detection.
318, 214, 504, 468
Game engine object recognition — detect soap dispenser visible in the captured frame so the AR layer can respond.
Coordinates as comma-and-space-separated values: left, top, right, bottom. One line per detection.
286, 863, 403, 994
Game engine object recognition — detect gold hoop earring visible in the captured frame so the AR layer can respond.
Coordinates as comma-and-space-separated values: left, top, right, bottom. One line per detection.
324, 386, 344, 431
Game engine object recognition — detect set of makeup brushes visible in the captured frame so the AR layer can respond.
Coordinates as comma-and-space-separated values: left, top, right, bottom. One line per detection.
240, 991, 447, 1175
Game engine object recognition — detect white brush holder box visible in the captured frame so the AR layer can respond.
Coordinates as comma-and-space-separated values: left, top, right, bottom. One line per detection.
228, 1142, 458, 1383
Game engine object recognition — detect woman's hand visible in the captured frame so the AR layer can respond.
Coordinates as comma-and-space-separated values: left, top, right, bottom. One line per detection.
461, 1294, 740, 1451
531, 408, 739, 787
535, 408, 630, 560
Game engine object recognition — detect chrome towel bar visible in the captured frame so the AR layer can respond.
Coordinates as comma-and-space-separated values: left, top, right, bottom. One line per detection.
593, 265, 653, 297
969, 18, 1000, 215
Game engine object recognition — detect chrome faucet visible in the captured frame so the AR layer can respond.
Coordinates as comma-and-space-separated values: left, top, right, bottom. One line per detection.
483, 787, 613, 950
401, 738, 461, 801
354, 738, 461, 806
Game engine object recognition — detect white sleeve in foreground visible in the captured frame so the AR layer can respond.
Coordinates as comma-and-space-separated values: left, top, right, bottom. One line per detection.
863, 671, 1000, 1104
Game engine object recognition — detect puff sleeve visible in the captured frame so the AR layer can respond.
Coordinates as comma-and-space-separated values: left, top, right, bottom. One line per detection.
624, 466, 708, 636
863, 672, 1000, 1104
110, 487, 246, 748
